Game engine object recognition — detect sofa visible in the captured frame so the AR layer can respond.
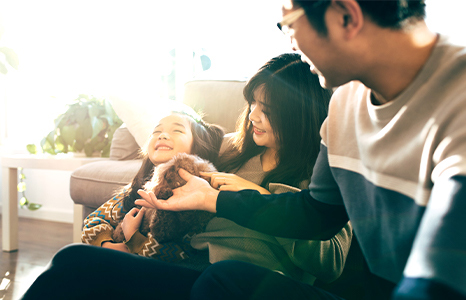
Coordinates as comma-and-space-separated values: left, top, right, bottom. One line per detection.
69, 79, 247, 241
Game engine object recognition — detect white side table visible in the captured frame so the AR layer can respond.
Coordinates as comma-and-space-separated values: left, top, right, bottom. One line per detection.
1, 154, 108, 252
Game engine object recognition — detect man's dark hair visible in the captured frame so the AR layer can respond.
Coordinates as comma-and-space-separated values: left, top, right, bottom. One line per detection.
293, 0, 426, 36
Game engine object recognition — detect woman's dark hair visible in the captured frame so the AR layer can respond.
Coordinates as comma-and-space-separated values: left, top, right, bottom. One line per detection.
218, 53, 332, 188
120, 112, 224, 212
293, 0, 426, 36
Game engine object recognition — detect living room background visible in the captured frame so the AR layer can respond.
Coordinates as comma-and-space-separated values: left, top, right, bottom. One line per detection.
0, 0, 465, 223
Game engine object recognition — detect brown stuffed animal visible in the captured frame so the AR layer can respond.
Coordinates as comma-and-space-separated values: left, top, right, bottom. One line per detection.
113, 153, 216, 243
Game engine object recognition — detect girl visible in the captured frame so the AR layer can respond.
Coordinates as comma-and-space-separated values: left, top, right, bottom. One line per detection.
140, 53, 352, 285
81, 109, 224, 261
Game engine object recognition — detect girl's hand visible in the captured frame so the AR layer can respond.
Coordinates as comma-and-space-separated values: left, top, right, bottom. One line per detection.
102, 241, 130, 253
202, 172, 271, 195
121, 207, 145, 241
135, 168, 219, 213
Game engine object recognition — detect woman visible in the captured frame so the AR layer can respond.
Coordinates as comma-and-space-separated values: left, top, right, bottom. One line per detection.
187, 53, 352, 285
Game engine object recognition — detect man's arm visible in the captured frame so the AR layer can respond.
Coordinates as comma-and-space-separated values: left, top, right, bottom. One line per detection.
216, 189, 348, 240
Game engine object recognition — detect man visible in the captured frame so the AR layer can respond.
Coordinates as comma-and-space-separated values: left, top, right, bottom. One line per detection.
137, 0, 466, 299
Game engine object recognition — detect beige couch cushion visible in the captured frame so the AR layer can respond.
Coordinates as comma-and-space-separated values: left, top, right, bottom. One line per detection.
70, 159, 142, 209
183, 80, 247, 133
109, 126, 140, 160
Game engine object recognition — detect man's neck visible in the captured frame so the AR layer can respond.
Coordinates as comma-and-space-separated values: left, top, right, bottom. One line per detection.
360, 21, 438, 104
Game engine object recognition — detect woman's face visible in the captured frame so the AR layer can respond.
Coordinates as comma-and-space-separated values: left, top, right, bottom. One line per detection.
147, 114, 194, 164
249, 85, 278, 150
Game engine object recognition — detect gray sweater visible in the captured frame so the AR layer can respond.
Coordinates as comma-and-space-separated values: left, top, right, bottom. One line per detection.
191, 153, 352, 285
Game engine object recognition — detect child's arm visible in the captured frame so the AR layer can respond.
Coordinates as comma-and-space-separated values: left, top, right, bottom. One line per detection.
124, 230, 193, 262
81, 191, 127, 246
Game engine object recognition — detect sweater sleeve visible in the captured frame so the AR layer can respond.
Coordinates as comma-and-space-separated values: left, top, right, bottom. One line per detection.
81, 192, 126, 246
216, 190, 348, 240
124, 230, 192, 262
268, 182, 353, 283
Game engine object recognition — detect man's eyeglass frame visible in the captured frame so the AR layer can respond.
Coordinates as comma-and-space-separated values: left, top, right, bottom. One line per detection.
277, 7, 305, 35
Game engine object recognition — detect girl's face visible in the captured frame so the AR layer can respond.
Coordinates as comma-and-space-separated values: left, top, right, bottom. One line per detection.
249, 85, 278, 150
147, 114, 194, 164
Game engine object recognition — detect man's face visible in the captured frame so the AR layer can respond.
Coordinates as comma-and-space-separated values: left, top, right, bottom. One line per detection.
281, 0, 347, 89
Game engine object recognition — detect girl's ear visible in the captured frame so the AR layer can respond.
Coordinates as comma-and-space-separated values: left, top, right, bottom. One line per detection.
330, 0, 364, 40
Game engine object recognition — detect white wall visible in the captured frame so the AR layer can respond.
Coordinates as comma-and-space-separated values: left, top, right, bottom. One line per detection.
0, 166, 74, 224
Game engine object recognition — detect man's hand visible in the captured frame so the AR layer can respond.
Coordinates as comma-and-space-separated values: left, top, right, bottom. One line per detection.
102, 242, 130, 253
135, 168, 219, 213
121, 207, 145, 241
202, 172, 271, 194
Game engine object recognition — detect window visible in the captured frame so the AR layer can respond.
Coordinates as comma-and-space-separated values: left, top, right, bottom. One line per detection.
0, 0, 289, 149
0, 0, 464, 150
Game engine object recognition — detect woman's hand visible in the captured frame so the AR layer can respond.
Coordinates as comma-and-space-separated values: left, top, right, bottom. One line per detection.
121, 207, 145, 241
135, 168, 219, 213
202, 172, 271, 195
102, 242, 130, 253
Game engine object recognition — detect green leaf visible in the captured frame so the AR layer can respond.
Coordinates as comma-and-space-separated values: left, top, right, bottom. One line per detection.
46, 130, 56, 149
91, 117, 104, 139
88, 103, 101, 119
84, 143, 94, 157
45, 148, 56, 155
27, 203, 42, 211
81, 119, 93, 141
101, 143, 111, 157
26, 144, 37, 154
94, 141, 106, 151
20, 172, 26, 180
55, 136, 65, 152
19, 196, 29, 207
102, 114, 114, 126
75, 107, 88, 124
61, 125, 76, 146
74, 140, 84, 152
17, 182, 26, 192
0, 47, 19, 70
54, 114, 66, 129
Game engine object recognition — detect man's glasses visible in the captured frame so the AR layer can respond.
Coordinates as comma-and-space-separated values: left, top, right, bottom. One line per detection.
277, 7, 305, 35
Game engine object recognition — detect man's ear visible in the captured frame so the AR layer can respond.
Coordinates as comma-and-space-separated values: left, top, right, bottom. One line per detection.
330, 0, 364, 40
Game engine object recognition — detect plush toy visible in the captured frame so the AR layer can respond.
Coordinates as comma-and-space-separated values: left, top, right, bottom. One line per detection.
113, 153, 216, 243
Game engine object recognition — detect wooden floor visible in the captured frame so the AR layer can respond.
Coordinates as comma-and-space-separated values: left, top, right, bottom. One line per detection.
0, 216, 73, 300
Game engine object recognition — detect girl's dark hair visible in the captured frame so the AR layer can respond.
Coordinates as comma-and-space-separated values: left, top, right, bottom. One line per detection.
121, 112, 224, 212
293, 0, 426, 36
218, 53, 332, 188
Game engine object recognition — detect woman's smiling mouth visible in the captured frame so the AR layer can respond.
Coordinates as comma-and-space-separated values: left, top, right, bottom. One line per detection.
253, 126, 266, 135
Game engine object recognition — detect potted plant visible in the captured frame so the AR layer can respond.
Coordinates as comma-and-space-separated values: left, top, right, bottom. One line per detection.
27, 94, 123, 157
